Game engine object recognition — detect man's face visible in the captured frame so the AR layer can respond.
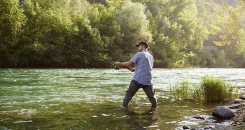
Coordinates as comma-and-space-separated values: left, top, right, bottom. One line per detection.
137, 45, 144, 52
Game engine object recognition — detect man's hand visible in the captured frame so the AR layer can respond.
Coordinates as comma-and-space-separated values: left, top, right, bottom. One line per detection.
114, 62, 120, 67
127, 67, 134, 72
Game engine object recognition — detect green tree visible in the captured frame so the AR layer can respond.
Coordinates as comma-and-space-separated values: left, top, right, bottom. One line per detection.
16, 0, 80, 67
0, 0, 26, 66
88, 4, 123, 64
215, 50, 227, 67
34, 0, 93, 18
139, 0, 208, 68
118, 1, 153, 54
211, 1, 245, 67
2, 0, 243, 68
198, 50, 216, 68
67, 18, 104, 67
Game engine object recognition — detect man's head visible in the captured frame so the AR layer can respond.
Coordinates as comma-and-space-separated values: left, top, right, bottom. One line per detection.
136, 41, 148, 52
136, 41, 148, 48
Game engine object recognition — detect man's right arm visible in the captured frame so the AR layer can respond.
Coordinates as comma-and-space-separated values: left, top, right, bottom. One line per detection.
127, 67, 134, 72
114, 61, 134, 68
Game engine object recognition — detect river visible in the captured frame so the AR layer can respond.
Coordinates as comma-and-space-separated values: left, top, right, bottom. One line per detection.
0, 68, 244, 129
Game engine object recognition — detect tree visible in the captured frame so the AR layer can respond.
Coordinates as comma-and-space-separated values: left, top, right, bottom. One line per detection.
67, 19, 104, 67
211, 1, 245, 67
88, 4, 122, 62
1, 0, 243, 68
137, 0, 208, 67
215, 50, 227, 67
118, 1, 153, 54
0, 0, 26, 66
16, 0, 74, 67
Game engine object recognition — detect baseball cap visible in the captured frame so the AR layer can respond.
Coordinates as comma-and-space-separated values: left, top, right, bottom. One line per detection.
136, 41, 148, 48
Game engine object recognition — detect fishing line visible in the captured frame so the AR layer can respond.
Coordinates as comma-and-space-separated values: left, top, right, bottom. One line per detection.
80, 49, 120, 70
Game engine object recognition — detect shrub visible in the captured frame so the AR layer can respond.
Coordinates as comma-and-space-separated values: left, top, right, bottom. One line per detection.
169, 75, 239, 103
169, 81, 202, 102
200, 75, 238, 103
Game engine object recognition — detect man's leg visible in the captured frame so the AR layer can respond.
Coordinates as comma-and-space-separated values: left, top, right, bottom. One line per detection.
143, 85, 157, 108
122, 81, 139, 107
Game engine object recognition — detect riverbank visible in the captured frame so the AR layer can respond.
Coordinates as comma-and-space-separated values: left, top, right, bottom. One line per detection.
181, 96, 245, 130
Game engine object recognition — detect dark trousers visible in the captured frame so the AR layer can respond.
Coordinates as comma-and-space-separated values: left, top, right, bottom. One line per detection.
122, 80, 157, 108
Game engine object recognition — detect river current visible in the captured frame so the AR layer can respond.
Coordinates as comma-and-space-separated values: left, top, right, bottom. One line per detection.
0, 68, 244, 129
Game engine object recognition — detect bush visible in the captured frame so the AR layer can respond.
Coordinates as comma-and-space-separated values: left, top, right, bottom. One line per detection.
169, 75, 239, 103
169, 81, 202, 102
201, 75, 238, 103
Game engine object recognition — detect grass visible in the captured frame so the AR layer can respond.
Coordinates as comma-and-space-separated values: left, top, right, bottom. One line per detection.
169, 75, 239, 103
200, 75, 239, 103
169, 81, 201, 101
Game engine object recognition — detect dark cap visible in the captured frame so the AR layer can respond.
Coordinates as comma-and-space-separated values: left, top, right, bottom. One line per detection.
136, 41, 148, 48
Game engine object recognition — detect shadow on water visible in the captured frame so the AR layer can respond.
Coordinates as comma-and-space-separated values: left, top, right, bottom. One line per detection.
120, 108, 159, 130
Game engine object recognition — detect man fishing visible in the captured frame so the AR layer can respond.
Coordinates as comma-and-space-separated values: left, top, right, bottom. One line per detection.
114, 41, 157, 108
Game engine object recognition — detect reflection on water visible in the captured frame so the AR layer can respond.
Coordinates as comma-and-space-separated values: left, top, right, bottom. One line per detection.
0, 68, 244, 129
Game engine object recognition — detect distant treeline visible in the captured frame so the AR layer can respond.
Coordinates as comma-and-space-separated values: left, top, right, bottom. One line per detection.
0, 0, 245, 68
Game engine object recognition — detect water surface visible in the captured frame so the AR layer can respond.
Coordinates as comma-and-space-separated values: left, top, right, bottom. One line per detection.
0, 68, 244, 129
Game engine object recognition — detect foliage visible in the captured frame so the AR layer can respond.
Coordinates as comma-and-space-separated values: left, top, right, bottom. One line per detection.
0, 0, 25, 46
209, 0, 245, 67
201, 75, 239, 103
0, 0, 245, 68
118, 1, 152, 53
169, 75, 239, 103
169, 81, 202, 101
0, 0, 26, 66
236, 29, 245, 56
89, 4, 123, 63
139, 0, 209, 68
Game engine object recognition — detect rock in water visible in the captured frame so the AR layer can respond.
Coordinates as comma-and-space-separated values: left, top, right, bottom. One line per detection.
239, 94, 245, 100
182, 125, 189, 129
212, 124, 233, 130
212, 106, 235, 119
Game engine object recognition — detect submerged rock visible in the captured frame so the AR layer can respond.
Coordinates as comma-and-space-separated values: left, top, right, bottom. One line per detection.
182, 125, 189, 129
211, 124, 233, 130
239, 94, 245, 100
0, 127, 8, 130
212, 106, 235, 119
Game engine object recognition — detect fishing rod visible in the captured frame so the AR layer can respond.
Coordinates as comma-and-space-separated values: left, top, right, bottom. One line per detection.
80, 49, 120, 70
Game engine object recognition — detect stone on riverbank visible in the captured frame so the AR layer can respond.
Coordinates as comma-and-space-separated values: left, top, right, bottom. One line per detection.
212, 106, 235, 119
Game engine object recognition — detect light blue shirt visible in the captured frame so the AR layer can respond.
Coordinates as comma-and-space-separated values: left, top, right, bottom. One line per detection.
131, 50, 154, 85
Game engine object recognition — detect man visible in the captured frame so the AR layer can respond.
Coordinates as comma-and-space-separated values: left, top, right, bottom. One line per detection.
114, 41, 157, 108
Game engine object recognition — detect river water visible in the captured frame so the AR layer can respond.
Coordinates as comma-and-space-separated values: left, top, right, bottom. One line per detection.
0, 68, 245, 130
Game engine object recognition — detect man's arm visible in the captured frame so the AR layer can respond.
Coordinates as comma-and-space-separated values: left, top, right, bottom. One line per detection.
114, 61, 134, 72
114, 61, 134, 68
127, 66, 134, 72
